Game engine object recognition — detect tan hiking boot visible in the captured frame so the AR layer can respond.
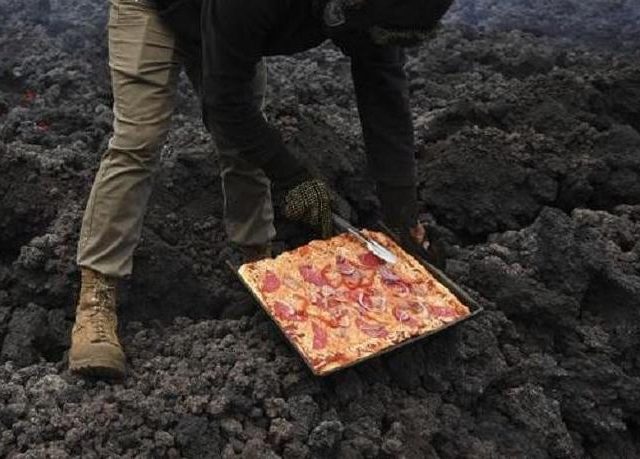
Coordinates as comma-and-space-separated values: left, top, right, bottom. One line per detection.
68, 268, 125, 379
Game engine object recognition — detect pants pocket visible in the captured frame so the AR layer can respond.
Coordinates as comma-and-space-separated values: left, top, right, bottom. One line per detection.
108, 0, 178, 86
110, 0, 156, 28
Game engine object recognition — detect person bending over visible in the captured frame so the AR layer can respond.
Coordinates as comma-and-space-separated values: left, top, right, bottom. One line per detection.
69, 0, 452, 379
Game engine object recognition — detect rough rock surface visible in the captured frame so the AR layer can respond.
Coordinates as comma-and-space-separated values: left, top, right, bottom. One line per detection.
1, 0, 639, 457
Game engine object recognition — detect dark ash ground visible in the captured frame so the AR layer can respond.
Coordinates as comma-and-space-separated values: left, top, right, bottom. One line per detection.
1, 0, 639, 457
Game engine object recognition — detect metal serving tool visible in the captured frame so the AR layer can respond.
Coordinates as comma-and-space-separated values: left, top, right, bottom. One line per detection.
332, 213, 397, 264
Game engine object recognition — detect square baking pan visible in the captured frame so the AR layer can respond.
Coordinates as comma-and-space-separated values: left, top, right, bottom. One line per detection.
229, 227, 484, 376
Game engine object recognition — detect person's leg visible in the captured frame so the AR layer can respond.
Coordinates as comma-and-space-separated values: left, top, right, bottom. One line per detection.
77, 0, 182, 278
180, 35, 275, 256
217, 61, 276, 251
71, 0, 182, 378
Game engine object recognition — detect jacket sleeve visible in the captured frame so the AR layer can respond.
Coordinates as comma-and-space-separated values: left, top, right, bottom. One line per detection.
200, 0, 304, 182
349, 44, 417, 188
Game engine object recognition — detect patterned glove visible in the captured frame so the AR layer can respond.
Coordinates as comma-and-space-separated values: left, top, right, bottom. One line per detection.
284, 179, 333, 238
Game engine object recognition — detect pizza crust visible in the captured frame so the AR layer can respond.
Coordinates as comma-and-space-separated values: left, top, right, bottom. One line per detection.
238, 231, 471, 375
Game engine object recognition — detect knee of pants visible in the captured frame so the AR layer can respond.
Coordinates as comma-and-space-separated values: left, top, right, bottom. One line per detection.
219, 154, 270, 185
109, 116, 171, 166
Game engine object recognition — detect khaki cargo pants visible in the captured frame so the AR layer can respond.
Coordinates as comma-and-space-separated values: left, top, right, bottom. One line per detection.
77, 0, 276, 278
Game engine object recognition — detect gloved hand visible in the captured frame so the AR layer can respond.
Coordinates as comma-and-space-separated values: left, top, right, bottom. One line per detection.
407, 222, 429, 251
284, 179, 333, 238
390, 221, 431, 259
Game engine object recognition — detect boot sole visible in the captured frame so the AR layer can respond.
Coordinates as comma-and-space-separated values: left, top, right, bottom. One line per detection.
69, 358, 126, 380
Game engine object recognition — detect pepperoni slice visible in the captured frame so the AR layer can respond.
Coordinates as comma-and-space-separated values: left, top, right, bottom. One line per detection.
356, 319, 389, 338
358, 252, 385, 268
261, 270, 281, 293
299, 265, 327, 287
312, 322, 328, 350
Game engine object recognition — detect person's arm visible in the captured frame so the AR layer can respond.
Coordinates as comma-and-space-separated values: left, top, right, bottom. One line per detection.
350, 44, 416, 187
200, 0, 333, 236
348, 42, 419, 231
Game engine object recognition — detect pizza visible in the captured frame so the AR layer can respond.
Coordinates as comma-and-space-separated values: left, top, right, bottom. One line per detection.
238, 230, 471, 375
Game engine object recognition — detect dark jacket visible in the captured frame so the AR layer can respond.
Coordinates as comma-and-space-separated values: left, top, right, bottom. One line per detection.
159, 0, 416, 188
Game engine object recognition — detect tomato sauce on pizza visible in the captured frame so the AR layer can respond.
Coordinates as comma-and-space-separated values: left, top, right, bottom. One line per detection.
238, 230, 471, 375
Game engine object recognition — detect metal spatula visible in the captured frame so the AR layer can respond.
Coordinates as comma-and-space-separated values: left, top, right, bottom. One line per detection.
332, 213, 397, 264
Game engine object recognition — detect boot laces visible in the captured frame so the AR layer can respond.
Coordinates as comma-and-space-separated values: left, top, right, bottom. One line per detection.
88, 279, 116, 342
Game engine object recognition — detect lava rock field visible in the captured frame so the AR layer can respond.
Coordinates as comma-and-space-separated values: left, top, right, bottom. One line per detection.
0, 0, 639, 457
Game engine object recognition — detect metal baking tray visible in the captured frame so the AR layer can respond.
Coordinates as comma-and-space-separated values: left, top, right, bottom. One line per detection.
230, 228, 483, 376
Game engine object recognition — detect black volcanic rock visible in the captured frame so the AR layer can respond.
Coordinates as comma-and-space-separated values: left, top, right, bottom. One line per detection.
0, 0, 639, 457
